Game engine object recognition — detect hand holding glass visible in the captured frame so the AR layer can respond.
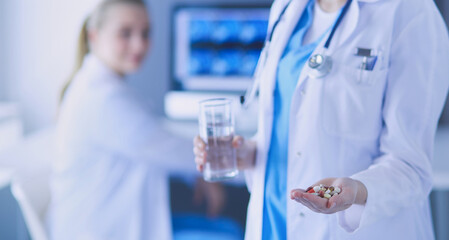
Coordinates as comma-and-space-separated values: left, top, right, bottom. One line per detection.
198, 98, 238, 182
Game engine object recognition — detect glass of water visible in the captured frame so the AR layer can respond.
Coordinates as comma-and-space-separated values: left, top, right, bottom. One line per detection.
198, 98, 238, 182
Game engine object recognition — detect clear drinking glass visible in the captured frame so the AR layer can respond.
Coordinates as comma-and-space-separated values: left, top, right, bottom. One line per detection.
198, 98, 238, 182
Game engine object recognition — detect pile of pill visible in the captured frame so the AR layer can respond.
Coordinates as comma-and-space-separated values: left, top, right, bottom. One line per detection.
306, 184, 341, 199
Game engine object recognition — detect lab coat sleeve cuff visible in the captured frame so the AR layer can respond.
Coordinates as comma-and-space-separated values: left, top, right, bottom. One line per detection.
337, 202, 364, 232
337, 172, 381, 232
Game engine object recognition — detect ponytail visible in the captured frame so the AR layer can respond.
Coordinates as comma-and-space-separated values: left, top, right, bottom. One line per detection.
60, 18, 90, 102
60, 0, 146, 103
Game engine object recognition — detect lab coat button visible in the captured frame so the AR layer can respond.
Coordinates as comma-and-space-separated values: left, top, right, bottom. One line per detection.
300, 90, 306, 96
296, 152, 302, 157
299, 212, 305, 217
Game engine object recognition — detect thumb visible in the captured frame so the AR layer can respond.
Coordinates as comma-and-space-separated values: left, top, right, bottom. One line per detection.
232, 136, 244, 148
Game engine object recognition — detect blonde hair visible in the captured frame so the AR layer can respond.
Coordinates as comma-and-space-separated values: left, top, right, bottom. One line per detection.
60, 0, 146, 102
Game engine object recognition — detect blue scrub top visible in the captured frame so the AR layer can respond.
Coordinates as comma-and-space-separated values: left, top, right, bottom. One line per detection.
262, 1, 329, 239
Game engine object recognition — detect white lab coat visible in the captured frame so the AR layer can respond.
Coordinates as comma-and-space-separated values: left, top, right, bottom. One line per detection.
244, 0, 449, 239
47, 54, 194, 240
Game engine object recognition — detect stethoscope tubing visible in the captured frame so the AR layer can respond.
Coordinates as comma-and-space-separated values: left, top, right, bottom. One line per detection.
241, 0, 353, 108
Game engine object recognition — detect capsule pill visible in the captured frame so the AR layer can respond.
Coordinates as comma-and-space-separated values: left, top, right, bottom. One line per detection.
306, 185, 342, 199
334, 187, 341, 193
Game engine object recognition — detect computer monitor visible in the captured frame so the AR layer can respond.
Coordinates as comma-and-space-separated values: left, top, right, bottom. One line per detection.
172, 5, 270, 93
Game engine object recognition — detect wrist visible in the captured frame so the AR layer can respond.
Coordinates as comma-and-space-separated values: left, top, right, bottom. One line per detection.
354, 179, 367, 205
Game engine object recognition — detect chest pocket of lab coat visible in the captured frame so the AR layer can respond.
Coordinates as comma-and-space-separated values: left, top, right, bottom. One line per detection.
321, 57, 388, 141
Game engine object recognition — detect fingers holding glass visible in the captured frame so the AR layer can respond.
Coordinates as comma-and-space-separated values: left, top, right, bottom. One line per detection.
193, 135, 207, 171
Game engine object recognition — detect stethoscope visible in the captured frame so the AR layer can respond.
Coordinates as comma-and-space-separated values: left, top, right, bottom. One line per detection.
241, 0, 353, 108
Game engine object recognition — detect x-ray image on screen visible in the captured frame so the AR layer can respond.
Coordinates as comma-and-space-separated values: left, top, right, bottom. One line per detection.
173, 6, 270, 92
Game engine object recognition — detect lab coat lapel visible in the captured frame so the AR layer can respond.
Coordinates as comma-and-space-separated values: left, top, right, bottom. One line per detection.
260, 0, 308, 147
261, 0, 308, 110
330, 0, 360, 52
251, 2, 309, 240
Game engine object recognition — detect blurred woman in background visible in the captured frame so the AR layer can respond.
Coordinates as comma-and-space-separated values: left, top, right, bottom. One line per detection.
47, 1, 222, 239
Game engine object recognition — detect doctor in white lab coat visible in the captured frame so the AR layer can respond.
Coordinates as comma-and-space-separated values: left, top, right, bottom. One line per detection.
47, 0, 206, 239
194, 0, 449, 239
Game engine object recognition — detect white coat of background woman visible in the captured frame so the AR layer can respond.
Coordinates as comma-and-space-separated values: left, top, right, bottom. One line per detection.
47, 0, 223, 239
